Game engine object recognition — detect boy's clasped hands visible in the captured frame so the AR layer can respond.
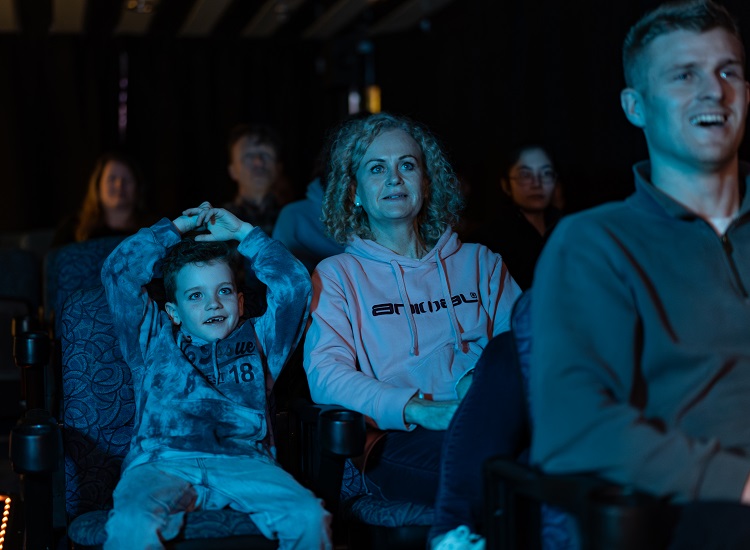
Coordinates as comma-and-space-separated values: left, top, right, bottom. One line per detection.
173, 201, 254, 242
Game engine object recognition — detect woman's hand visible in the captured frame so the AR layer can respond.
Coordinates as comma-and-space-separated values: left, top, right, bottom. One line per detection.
456, 372, 474, 401
404, 395, 459, 431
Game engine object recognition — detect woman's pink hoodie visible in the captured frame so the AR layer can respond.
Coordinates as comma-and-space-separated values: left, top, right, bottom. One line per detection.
304, 228, 521, 430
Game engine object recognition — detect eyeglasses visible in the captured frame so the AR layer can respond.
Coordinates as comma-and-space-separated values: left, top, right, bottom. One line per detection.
241, 150, 277, 165
510, 168, 557, 186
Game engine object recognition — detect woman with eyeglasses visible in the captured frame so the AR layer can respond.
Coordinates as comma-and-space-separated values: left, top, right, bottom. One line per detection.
478, 144, 563, 290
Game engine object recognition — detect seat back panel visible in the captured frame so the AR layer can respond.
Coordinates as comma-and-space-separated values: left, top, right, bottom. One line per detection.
61, 286, 133, 518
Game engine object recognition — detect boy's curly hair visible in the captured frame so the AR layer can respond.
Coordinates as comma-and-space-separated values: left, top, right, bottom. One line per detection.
322, 112, 464, 248
161, 238, 239, 303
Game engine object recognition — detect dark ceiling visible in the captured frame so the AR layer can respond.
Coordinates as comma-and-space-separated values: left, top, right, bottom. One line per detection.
2, 0, 460, 40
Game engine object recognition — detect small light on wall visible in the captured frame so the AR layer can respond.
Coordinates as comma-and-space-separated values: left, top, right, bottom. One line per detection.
0, 495, 11, 550
126, 0, 156, 14
348, 90, 361, 115
366, 85, 381, 114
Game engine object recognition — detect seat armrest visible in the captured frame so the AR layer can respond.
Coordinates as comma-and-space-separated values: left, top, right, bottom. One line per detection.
290, 399, 365, 514
290, 400, 366, 458
13, 330, 52, 411
9, 409, 61, 475
9, 409, 61, 550
484, 455, 676, 550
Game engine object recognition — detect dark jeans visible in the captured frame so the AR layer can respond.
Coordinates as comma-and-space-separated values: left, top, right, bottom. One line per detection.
428, 331, 529, 541
364, 427, 446, 506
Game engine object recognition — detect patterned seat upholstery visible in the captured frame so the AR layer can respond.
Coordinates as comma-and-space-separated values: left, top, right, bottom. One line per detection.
45, 236, 127, 334
339, 459, 434, 528
60, 286, 275, 548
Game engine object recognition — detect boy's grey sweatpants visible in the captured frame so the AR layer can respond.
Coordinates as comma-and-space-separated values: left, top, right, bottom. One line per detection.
104, 454, 332, 550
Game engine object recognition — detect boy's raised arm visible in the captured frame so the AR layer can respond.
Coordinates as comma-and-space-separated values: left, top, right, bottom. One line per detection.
234, 225, 311, 383
101, 218, 182, 372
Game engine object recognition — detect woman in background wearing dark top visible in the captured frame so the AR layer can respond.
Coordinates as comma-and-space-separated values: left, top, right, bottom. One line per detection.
52, 151, 152, 247
478, 144, 562, 290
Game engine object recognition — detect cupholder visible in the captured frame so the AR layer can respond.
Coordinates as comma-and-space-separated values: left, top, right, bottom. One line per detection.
13, 330, 51, 368
318, 408, 366, 456
10, 415, 61, 474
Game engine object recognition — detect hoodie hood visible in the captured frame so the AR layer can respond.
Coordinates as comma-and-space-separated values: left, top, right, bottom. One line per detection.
176, 320, 249, 387
344, 228, 460, 265
305, 177, 325, 204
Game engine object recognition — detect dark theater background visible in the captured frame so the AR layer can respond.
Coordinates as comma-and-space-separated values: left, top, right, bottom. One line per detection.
2, 0, 750, 546
1, 0, 750, 231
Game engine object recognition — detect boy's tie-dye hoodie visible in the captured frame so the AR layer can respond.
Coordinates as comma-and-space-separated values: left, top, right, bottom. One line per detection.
101, 218, 311, 471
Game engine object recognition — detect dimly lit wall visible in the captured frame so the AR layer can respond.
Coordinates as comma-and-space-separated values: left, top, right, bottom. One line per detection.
2, 0, 750, 232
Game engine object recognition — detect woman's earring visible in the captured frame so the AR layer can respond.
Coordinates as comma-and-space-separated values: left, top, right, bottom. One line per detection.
354, 198, 362, 207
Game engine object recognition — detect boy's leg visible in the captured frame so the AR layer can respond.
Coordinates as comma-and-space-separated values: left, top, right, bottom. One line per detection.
104, 462, 198, 550
178, 456, 331, 550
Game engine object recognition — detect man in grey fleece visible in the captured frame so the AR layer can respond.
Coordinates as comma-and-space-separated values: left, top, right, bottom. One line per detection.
530, 0, 750, 545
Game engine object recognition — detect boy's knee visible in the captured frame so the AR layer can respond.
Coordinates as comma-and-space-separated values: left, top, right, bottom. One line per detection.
282, 496, 331, 544
105, 507, 187, 549
302, 497, 331, 526
105, 509, 164, 550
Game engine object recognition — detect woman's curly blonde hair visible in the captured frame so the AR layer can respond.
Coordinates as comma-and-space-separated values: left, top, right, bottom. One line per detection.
322, 112, 464, 248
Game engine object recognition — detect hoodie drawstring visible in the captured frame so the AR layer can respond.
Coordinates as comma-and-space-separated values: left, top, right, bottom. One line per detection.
436, 249, 466, 353
389, 249, 466, 357
390, 259, 420, 356
210, 340, 220, 383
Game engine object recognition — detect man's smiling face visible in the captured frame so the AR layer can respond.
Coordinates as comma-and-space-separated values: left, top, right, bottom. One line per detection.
626, 27, 750, 173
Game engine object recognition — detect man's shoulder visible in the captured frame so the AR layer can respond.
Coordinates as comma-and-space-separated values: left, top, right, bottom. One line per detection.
554, 200, 634, 234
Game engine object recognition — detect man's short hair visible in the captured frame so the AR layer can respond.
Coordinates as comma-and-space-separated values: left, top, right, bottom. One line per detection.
622, 0, 744, 89
226, 123, 283, 162
161, 238, 238, 303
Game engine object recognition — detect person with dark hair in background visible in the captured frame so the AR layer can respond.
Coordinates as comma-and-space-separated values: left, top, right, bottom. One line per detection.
53, 150, 153, 247
224, 123, 291, 236
477, 144, 562, 290
532, 0, 750, 546
271, 128, 345, 273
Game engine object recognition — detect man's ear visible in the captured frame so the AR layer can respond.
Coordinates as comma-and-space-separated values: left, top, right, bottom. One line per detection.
228, 163, 238, 183
165, 302, 181, 326
621, 88, 646, 128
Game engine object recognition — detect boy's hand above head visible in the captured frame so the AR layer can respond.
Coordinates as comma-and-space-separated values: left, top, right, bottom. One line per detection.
181, 201, 254, 242
171, 213, 201, 235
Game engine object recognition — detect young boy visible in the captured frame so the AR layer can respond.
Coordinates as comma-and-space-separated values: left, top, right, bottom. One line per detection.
100, 201, 330, 549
